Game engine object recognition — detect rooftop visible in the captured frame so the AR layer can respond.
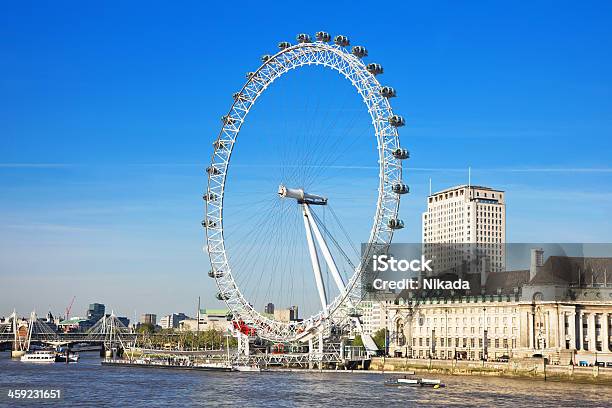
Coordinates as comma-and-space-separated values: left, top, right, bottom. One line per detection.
529, 256, 612, 285
429, 184, 504, 197
58, 317, 88, 325
200, 308, 228, 316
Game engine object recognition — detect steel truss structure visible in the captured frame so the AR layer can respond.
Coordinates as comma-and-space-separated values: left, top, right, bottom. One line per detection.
0, 311, 135, 349
204, 33, 407, 343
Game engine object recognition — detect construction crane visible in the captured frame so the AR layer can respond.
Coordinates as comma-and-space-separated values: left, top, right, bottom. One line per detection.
65, 296, 76, 320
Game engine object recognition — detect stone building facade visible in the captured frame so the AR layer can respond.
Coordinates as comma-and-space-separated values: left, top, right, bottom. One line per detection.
387, 252, 612, 365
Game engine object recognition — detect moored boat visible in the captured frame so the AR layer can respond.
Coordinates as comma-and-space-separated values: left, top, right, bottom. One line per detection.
70, 343, 101, 352
420, 378, 443, 386
233, 365, 261, 372
55, 353, 80, 363
20, 350, 56, 363
397, 378, 420, 385
384, 376, 446, 388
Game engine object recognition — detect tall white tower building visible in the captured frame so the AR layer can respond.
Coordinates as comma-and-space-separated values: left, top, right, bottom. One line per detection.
422, 185, 506, 274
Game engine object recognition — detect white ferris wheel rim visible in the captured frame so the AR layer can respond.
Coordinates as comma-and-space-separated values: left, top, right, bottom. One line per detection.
204, 37, 404, 342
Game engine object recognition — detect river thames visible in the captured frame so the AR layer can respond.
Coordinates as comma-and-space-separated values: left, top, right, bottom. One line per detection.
0, 353, 610, 407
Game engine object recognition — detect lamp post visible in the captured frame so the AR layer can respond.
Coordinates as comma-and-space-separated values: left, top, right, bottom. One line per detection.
445, 308, 449, 360
431, 328, 435, 359
482, 306, 488, 361
383, 302, 388, 358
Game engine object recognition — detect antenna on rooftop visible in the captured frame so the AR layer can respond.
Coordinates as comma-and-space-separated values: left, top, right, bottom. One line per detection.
468, 166, 471, 189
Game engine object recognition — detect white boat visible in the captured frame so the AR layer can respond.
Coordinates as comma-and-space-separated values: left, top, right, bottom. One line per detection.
55, 353, 80, 363
20, 350, 56, 363
71, 343, 101, 352
233, 365, 261, 372
193, 362, 233, 371
385, 377, 446, 388
397, 378, 420, 385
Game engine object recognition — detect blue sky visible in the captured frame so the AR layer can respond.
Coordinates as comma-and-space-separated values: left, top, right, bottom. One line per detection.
1, 1, 611, 319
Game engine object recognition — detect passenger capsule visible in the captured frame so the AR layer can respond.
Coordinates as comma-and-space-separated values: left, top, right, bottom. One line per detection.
221, 115, 236, 125
208, 269, 224, 278
202, 192, 218, 202
213, 140, 227, 150
232, 92, 246, 101
391, 183, 410, 195
202, 219, 217, 228
216, 292, 229, 301
278, 41, 291, 50
392, 148, 410, 160
206, 166, 220, 176
380, 86, 397, 98
225, 312, 233, 321
296, 33, 311, 43
366, 63, 384, 75
389, 115, 406, 127
315, 31, 331, 42
348, 308, 363, 318
351, 46, 368, 58
334, 35, 350, 47
261, 54, 272, 62
388, 218, 405, 230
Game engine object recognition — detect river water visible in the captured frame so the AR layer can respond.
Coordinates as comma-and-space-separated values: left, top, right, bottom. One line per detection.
0, 353, 610, 407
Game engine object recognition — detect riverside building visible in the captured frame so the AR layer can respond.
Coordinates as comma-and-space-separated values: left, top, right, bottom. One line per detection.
381, 184, 612, 365
360, 301, 390, 336
140, 313, 157, 326
178, 308, 231, 332
422, 185, 506, 274
160, 313, 189, 329
387, 249, 612, 365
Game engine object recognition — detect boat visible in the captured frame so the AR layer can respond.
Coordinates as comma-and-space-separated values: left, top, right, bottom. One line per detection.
195, 361, 233, 371
233, 365, 261, 372
20, 350, 56, 363
102, 359, 233, 372
70, 343, 101, 352
385, 377, 420, 387
55, 353, 80, 363
384, 377, 446, 388
397, 378, 420, 385
420, 378, 443, 387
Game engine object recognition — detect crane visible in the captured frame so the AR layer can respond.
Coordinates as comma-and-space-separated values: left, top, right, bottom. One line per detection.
65, 296, 76, 320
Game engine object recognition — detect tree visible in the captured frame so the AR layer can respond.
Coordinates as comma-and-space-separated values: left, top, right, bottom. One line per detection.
351, 335, 364, 347
372, 328, 387, 350
137, 323, 155, 335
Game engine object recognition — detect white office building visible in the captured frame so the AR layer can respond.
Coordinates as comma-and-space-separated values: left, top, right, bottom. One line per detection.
160, 313, 189, 330
422, 185, 506, 274
361, 301, 389, 336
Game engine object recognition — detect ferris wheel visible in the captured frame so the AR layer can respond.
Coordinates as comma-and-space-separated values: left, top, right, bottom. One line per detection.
203, 32, 409, 343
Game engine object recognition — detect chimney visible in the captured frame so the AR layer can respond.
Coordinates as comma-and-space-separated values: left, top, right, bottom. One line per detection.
530, 248, 544, 281
481, 256, 489, 288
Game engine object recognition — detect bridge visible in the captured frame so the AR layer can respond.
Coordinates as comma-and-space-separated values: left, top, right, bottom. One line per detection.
0, 311, 136, 358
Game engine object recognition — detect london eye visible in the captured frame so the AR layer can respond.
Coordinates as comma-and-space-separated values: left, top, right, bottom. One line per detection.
203, 32, 409, 345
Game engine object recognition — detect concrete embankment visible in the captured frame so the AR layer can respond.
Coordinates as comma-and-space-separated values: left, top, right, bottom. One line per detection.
370, 357, 612, 385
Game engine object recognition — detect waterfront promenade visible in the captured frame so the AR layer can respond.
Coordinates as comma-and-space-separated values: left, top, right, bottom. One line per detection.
371, 357, 612, 385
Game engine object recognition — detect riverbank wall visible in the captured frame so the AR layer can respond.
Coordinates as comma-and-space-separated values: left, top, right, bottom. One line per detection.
370, 357, 612, 385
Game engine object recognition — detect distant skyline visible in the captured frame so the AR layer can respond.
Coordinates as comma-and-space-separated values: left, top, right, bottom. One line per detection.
1, 1, 612, 318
